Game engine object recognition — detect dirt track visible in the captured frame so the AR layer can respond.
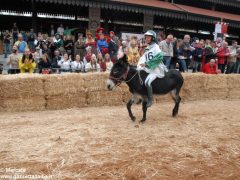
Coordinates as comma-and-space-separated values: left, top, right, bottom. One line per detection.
0, 100, 240, 179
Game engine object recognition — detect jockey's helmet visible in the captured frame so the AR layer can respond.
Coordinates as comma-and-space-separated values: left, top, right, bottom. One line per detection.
144, 30, 157, 42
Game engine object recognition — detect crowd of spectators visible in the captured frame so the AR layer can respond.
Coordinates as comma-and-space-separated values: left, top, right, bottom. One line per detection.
1, 22, 240, 75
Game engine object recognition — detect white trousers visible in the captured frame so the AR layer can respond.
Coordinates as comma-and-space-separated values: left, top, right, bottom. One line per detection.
145, 64, 167, 86
145, 73, 158, 87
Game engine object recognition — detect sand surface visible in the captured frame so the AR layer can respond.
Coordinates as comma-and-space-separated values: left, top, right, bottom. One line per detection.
0, 100, 240, 179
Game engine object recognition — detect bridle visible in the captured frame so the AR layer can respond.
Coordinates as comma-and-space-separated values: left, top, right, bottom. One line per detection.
109, 66, 142, 87
109, 66, 130, 86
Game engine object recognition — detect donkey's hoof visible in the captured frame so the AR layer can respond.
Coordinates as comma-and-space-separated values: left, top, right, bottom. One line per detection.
172, 111, 178, 117
140, 119, 146, 123
131, 116, 136, 121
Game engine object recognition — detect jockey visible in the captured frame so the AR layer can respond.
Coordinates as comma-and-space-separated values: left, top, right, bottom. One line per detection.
137, 30, 167, 107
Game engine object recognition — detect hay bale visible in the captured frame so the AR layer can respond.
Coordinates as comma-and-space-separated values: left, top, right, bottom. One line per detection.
205, 74, 228, 89
44, 74, 85, 96
0, 74, 44, 99
46, 93, 87, 110
0, 96, 45, 112
87, 91, 124, 106
83, 72, 109, 92
226, 75, 240, 99
226, 74, 240, 89
204, 75, 228, 99
0, 74, 45, 112
181, 73, 208, 101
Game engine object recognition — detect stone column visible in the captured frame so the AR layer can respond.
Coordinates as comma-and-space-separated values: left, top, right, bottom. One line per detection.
88, 7, 101, 34
143, 13, 154, 32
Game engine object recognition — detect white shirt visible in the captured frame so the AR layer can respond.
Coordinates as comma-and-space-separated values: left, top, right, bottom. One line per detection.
71, 61, 84, 71
106, 61, 113, 72
85, 63, 100, 72
58, 59, 71, 70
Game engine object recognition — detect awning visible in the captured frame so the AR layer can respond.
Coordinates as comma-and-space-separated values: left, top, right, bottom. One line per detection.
112, 0, 240, 27
112, 0, 182, 11
177, 4, 240, 27
6, 0, 240, 28
202, 0, 240, 8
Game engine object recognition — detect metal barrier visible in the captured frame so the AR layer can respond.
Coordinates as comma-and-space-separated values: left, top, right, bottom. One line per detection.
1, 67, 102, 74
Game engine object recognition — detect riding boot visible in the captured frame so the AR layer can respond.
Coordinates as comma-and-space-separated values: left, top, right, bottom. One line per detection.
146, 84, 153, 108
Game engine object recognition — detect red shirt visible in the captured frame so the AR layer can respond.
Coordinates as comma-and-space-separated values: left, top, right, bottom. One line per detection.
99, 61, 106, 72
203, 63, 217, 74
216, 47, 230, 65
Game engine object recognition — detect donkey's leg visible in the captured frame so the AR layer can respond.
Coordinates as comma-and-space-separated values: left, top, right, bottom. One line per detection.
140, 99, 148, 123
171, 88, 181, 117
127, 99, 136, 121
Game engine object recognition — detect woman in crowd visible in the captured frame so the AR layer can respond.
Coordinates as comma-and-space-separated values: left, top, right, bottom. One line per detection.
85, 31, 97, 55
105, 53, 113, 72
19, 48, 36, 73
71, 54, 84, 72
74, 33, 85, 59
83, 46, 93, 66
58, 53, 71, 72
38, 53, 51, 73
97, 53, 106, 72
85, 54, 100, 72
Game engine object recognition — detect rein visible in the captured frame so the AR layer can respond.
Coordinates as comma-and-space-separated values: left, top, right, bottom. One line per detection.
109, 66, 143, 86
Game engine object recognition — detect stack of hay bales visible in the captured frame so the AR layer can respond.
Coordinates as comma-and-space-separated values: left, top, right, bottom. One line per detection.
43, 73, 86, 110
83, 72, 127, 106
43, 72, 129, 110
0, 74, 45, 112
0, 72, 239, 112
181, 73, 208, 101
226, 74, 240, 98
181, 73, 236, 101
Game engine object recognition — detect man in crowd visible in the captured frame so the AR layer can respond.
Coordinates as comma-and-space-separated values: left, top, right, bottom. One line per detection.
57, 24, 64, 36
203, 59, 219, 74
159, 34, 173, 69
7, 45, 20, 74
179, 34, 195, 71
192, 41, 204, 72
227, 40, 238, 74
216, 42, 230, 73
108, 31, 118, 62
14, 34, 28, 54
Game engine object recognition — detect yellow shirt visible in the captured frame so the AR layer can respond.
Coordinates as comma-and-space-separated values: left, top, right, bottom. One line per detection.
19, 57, 36, 73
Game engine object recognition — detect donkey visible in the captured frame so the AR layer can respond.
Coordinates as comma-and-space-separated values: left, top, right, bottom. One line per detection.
107, 55, 184, 123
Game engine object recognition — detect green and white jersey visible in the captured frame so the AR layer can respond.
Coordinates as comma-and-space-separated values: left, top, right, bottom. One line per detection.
138, 43, 167, 76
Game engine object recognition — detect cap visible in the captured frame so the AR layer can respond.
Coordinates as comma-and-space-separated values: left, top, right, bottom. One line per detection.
96, 27, 104, 33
